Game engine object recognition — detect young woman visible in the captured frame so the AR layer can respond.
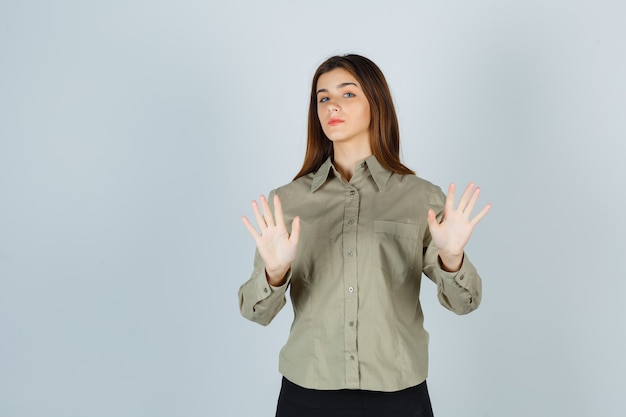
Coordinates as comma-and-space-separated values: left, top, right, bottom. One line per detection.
238, 54, 491, 417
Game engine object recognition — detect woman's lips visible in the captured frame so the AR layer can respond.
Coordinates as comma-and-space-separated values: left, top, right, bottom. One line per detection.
328, 118, 344, 126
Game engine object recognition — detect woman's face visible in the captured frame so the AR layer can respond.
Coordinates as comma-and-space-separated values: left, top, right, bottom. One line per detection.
316, 68, 371, 147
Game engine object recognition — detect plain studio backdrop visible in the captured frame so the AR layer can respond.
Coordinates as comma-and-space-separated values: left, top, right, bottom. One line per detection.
1, 1, 625, 416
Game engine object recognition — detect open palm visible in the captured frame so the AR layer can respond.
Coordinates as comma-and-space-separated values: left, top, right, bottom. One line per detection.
242, 194, 300, 285
427, 183, 491, 270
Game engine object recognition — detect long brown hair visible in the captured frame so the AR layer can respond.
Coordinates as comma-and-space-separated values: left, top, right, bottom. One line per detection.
294, 54, 415, 180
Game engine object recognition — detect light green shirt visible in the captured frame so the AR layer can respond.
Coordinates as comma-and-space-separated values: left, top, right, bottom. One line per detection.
238, 155, 482, 392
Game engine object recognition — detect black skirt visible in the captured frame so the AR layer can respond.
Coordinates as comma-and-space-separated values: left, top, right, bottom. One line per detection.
275, 377, 434, 417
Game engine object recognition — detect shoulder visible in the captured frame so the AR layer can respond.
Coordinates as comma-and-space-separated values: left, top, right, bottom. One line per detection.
390, 173, 442, 194
388, 173, 446, 207
270, 173, 315, 198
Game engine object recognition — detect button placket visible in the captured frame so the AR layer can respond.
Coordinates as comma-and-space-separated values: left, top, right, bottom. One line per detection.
343, 186, 360, 388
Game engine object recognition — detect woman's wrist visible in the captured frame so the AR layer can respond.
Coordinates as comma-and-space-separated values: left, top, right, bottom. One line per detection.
438, 252, 463, 273
265, 266, 290, 287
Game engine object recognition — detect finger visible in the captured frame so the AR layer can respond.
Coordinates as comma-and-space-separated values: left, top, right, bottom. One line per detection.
259, 194, 275, 227
273, 194, 286, 230
457, 182, 475, 212
241, 216, 261, 240
444, 183, 456, 214
465, 186, 481, 215
426, 208, 439, 229
290, 216, 301, 245
251, 200, 267, 231
470, 203, 492, 227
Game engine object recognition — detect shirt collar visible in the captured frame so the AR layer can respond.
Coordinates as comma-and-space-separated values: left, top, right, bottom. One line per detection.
310, 155, 392, 193
364, 155, 392, 190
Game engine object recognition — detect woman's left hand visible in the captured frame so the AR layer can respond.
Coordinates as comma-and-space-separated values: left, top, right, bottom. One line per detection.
427, 182, 491, 272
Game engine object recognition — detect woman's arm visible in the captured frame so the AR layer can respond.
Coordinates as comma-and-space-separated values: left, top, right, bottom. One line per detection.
424, 183, 490, 315
238, 192, 300, 325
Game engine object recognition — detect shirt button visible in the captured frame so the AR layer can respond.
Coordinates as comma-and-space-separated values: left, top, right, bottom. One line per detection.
349, 321, 354, 327
349, 190, 356, 195
350, 355, 355, 360
347, 251, 353, 257
459, 275, 465, 281
347, 219, 354, 225
263, 288, 268, 293
348, 286, 354, 293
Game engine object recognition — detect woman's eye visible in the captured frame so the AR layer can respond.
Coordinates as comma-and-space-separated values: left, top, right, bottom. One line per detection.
344, 92, 355, 98
319, 97, 329, 103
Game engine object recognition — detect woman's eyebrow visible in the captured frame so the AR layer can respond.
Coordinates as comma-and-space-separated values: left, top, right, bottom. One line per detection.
316, 82, 358, 95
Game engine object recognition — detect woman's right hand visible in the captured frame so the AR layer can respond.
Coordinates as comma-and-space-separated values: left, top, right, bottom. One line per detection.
242, 194, 300, 286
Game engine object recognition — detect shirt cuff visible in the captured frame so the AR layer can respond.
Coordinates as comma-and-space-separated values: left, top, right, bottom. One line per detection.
437, 253, 478, 290
254, 267, 292, 298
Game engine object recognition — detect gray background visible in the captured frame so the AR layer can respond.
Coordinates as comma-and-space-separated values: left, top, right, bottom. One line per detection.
1, 1, 625, 416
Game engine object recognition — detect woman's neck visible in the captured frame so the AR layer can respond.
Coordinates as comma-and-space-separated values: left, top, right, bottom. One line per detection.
332, 141, 373, 182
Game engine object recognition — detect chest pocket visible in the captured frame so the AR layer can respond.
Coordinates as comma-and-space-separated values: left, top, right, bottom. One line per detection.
373, 220, 421, 278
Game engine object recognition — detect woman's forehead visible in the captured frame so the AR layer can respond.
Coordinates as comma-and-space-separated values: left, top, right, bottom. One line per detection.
316, 68, 360, 90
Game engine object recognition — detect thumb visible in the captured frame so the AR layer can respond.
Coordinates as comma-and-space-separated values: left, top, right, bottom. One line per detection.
290, 216, 301, 244
426, 208, 438, 230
